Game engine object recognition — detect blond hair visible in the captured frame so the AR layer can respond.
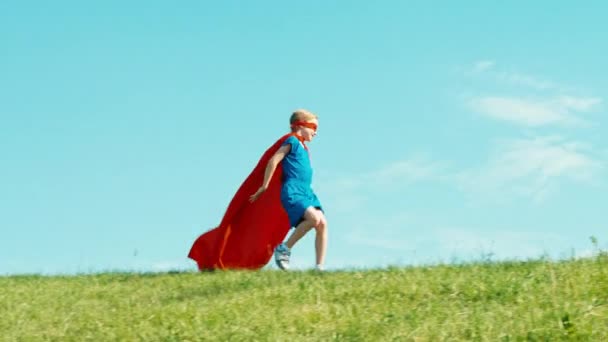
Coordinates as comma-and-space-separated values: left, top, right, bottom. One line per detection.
289, 109, 317, 130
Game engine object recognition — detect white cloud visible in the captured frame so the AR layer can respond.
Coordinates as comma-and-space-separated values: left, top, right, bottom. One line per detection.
374, 157, 445, 185
463, 61, 602, 127
557, 96, 602, 112
322, 135, 604, 207
126, 259, 195, 273
465, 61, 562, 91
468, 96, 597, 127
371, 158, 446, 186
472, 60, 495, 73
434, 227, 567, 260
150, 260, 192, 272
574, 249, 595, 259
342, 223, 574, 265
346, 232, 413, 251
315, 157, 445, 211
320, 193, 367, 213
456, 136, 604, 203
460, 60, 605, 201
495, 70, 559, 90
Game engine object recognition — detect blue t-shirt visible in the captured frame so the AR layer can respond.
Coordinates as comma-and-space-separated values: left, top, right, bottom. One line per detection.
280, 135, 322, 227
281, 135, 313, 186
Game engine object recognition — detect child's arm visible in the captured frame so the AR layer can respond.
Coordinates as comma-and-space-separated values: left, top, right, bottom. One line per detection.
249, 144, 291, 202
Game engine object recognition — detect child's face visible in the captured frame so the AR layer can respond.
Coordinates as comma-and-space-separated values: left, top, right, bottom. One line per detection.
300, 119, 318, 142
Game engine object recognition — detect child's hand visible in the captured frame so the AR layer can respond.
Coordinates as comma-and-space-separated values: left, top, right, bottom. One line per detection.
249, 186, 267, 202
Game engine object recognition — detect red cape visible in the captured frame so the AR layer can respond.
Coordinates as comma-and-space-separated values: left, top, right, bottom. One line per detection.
188, 133, 295, 270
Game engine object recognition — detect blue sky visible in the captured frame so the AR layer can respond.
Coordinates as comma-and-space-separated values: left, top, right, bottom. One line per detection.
1, 1, 606, 275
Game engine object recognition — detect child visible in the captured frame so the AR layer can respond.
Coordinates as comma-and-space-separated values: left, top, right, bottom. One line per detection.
188, 109, 326, 272
249, 109, 327, 271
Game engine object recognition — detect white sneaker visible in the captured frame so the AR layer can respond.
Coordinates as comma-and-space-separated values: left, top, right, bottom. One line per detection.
315, 264, 324, 272
274, 243, 290, 270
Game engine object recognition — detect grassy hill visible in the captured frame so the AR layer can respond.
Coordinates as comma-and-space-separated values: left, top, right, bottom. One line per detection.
1, 254, 607, 341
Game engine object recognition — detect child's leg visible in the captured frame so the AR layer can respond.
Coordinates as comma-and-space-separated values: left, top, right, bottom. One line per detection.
285, 207, 328, 266
285, 206, 320, 249
313, 209, 328, 267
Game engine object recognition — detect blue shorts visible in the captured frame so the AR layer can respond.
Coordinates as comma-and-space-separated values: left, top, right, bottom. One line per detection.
281, 189, 323, 227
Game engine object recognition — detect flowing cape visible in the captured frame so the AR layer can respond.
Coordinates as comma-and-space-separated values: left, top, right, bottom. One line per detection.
187, 133, 294, 270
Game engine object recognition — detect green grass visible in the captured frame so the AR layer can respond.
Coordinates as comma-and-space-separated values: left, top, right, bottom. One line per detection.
1, 255, 607, 341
